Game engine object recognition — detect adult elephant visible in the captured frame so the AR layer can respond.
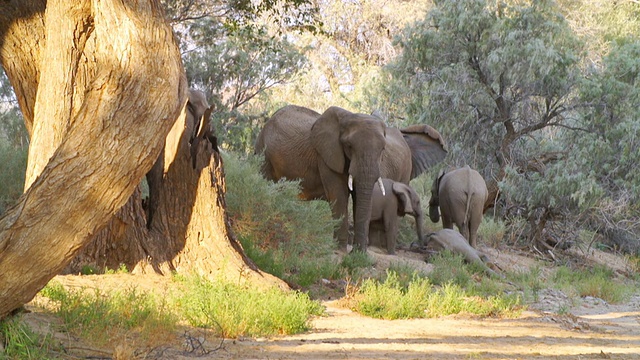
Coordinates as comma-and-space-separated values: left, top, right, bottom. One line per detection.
369, 179, 425, 255
429, 165, 488, 248
255, 105, 446, 252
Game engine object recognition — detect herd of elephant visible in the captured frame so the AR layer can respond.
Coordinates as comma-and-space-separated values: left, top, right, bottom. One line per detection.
169, 90, 492, 269
254, 104, 490, 257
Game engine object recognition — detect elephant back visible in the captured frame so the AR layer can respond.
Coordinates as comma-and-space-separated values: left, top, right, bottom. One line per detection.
255, 105, 321, 183
439, 166, 488, 202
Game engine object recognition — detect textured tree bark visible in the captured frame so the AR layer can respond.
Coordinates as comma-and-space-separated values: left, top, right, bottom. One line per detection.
65, 105, 282, 289
0, 0, 283, 320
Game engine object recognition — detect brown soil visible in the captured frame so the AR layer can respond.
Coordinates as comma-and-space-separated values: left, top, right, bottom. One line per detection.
20, 244, 640, 360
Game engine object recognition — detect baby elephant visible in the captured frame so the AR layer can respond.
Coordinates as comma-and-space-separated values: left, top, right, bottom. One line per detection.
429, 165, 488, 248
426, 229, 499, 277
369, 178, 425, 255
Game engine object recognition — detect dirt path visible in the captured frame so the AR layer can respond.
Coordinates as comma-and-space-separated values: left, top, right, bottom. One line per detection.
171, 247, 640, 360
180, 296, 640, 360
25, 247, 640, 359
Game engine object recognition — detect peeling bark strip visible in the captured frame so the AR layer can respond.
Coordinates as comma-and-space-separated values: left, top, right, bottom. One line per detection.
25, 1, 93, 189
0, 0, 186, 319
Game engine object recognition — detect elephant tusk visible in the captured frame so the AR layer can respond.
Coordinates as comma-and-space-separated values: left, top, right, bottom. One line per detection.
378, 177, 386, 196
348, 175, 353, 192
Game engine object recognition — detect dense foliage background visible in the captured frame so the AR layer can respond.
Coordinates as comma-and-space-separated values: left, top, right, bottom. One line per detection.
2, 0, 639, 256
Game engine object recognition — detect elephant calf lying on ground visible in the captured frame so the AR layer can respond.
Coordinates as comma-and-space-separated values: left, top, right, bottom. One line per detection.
424, 229, 501, 277
369, 178, 425, 255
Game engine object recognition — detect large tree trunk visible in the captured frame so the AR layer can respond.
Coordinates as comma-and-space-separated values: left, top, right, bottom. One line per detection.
0, 0, 283, 320
65, 103, 279, 288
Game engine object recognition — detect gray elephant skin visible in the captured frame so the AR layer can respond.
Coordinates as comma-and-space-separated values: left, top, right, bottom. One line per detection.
369, 178, 425, 255
429, 165, 488, 248
426, 229, 498, 277
255, 105, 447, 251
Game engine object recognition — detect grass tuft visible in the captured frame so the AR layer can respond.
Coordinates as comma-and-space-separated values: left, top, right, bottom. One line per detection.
478, 216, 506, 247
170, 274, 324, 337
36, 275, 325, 352
427, 250, 475, 287
39, 281, 177, 348
552, 265, 631, 303
0, 316, 59, 359
343, 270, 521, 320
340, 251, 375, 277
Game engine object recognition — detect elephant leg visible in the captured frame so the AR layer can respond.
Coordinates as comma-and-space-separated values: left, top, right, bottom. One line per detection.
330, 196, 350, 248
369, 221, 383, 247
460, 224, 471, 246
442, 215, 454, 230
468, 211, 482, 248
384, 215, 398, 255
469, 225, 479, 248
319, 165, 350, 248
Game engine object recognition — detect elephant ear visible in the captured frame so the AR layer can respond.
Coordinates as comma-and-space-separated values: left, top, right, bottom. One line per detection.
195, 105, 214, 140
392, 182, 414, 215
187, 89, 209, 143
311, 106, 349, 174
401, 124, 447, 180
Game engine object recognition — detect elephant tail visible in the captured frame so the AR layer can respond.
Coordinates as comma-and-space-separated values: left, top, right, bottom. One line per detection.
463, 190, 473, 229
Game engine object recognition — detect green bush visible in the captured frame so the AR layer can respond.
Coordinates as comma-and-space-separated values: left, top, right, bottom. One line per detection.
38, 275, 324, 347
223, 152, 340, 286
39, 282, 178, 347
353, 271, 432, 319
427, 250, 475, 287
385, 262, 428, 289
347, 270, 521, 319
170, 275, 324, 337
0, 316, 60, 360
0, 143, 27, 214
340, 251, 375, 277
478, 216, 506, 247
552, 265, 631, 304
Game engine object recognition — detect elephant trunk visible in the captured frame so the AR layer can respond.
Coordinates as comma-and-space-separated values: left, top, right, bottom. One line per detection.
351, 161, 382, 252
429, 198, 440, 223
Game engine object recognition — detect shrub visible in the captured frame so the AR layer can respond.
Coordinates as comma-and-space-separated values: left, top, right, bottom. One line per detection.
38, 275, 325, 348
0, 316, 59, 359
552, 265, 631, 304
0, 143, 27, 214
350, 271, 433, 319
223, 152, 339, 287
170, 275, 324, 337
345, 270, 521, 319
39, 282, 178, 348
340, 251, 375, 277
478, 216, 506, 248
427, 250, 475, 287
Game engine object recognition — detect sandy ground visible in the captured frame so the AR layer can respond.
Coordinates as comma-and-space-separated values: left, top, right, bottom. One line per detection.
22, 245, 640, 360
200, 296, 640, 360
